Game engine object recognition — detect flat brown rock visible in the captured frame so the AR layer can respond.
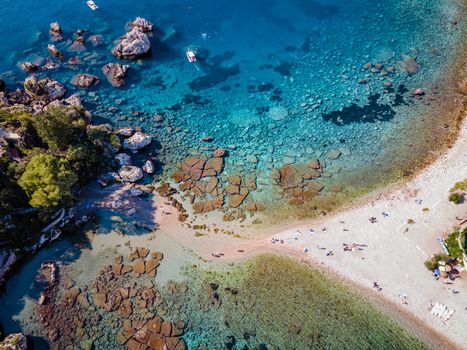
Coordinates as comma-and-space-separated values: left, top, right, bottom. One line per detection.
127, 338, 145, 350
128, 250, 139, 261
148, 334, 164, 350
308, 159, 321, 169
165, 337, 180, 350
122, 265, 133, 274
205, 177, 218, 193
225, 184, 240, 195
145, 259, 159, 272
172, 171, 184, 183
308, 182, 324, 192
228, 174, 242, 185
133, 259, 146, 275
93, 292, 106, 308
161, 321, 172, 337
113, 263, 123, 275
229, 194, 246, 208
192, 202, 204, 214
137, 247, 150, 258
120, 299, 132, 318
151, 251, 164, 261
204, 157, 223, 173
147, 316, 162, 333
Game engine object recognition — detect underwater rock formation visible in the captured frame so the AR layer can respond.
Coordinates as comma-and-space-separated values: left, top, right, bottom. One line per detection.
102, 63, 130, 87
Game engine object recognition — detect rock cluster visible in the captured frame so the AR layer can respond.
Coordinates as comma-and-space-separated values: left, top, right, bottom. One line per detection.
37, 248, 186, 349
102, 63, 130, 87
119, 166, 144, 182
172, 155, 266, 221
23, 75, 66, 102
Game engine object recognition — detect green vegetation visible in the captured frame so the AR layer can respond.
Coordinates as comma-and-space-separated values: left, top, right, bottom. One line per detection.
424, 228, 466, 270
0, 106, 115, 245
18, 154, 77, 208
448, 192, 463, 204
449, 179, 466, 204
424, 253, 449, 270
445, 228, 466, 263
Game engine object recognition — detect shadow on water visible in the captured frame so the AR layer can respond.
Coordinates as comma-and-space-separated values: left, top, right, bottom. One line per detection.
322, 94, 396, 125
295, 0, 341, 19
188, 51, 240, 91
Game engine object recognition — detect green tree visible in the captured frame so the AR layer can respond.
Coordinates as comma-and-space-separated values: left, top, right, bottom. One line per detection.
33, 107, 86, 152
18, 154, 77, 208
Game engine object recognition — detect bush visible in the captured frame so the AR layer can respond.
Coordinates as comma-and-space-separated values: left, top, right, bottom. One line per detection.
33, 106, 86, 152
424, 253, 449, 270
445, 229, 465, 263
448, 192, 463, 204
18, 154, 77, 208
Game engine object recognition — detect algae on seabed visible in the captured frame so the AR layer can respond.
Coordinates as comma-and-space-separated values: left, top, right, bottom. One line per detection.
181, 254, 429, 350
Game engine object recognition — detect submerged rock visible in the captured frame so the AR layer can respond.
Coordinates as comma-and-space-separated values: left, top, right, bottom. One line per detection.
112, 27, 151, 60
71, 74, 100, 88
398, 53, 419, 74
118, 166, 143, 182
102, 63, 130, 87
268, 105, 288, 121
123, 132, 152, 151
47, 44, 64, 60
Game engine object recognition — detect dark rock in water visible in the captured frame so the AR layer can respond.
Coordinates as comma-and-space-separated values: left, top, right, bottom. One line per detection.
20, 61, 39, 72
47, 44, 64, 60
71, 74, 100, 88
0, 79, 5, 92
0, 249, 17, 285
49, 22, 62, 38
112, 27, 151, 60
102, 63, 130, 87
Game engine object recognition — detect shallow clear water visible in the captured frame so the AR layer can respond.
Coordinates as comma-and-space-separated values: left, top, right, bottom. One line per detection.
0, 0, 463, 220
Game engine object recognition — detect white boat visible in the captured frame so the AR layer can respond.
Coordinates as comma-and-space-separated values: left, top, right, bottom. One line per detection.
87, 0, 98, 10
186, 49, 197, 63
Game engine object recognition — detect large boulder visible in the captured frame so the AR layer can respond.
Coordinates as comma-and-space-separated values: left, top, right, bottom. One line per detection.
118, 166, 143, 182
102, 63, 130, 87
112, 27, 151, 60
123, 132, 152, 151
142, 159, 155, 174
24, 76, 66, 101
0, 333, 27, 350
129, 17, 153, 32
71, 74, 100, 88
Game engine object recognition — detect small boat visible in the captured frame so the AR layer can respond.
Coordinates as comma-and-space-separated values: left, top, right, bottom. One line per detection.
87, 0, 98, 10
186, 49, 197, 63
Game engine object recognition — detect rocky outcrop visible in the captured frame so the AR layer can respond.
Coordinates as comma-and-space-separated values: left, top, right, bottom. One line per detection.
118, 166, 143, 182
0, 333, 27, 350
102, 63, 130, 87
49, 22, 62, 39
142, 160, 155, 174
123, 132, 152, 151
129, 17, 154, 32
0, 249, 18, 285
112, 27, 151, 60
47, 44, 64, 60
71, 74, 100, 88
24, 76, 66, 101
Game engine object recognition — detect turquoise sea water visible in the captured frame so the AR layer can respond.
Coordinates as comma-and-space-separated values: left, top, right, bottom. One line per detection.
0, 0, 464, 348
0, 0, 464, 219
